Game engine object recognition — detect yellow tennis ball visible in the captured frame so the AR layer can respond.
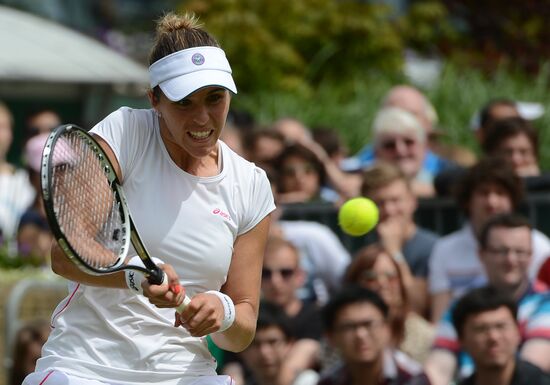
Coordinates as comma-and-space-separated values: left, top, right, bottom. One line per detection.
338, 197, 379, 236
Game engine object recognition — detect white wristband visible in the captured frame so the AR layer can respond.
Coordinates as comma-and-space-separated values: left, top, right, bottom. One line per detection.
124, 255, 166, 295
125, 270, 146, 295
206, 290, 236, 332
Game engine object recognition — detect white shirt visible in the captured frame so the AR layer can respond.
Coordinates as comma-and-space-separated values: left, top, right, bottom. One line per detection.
428, 223, 550, 298
35, 107, 275, 385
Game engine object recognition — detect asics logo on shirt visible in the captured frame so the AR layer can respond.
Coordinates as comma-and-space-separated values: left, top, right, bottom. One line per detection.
212, 208, 232, 222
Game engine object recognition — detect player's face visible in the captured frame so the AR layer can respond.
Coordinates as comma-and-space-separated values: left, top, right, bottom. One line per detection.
261, 245, 302, 307
328, 302, 389, 365
366, 180, 416, 224
468, 183, 513, 228
460, 307, 520, 370
480, 226, 532, 289
154, 87, 230, 162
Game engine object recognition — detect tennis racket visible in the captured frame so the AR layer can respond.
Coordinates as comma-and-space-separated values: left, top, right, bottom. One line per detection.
41, 124, 189, 311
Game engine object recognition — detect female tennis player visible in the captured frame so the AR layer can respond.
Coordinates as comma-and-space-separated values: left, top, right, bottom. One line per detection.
24, 12, 274, 385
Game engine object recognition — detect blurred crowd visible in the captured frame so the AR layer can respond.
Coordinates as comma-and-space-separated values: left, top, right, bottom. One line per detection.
3, 84, 550, 385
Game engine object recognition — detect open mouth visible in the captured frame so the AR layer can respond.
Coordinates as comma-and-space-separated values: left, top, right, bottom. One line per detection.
188, 130, 213, 140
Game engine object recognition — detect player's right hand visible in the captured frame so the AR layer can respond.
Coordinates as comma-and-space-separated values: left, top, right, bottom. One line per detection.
142, 263, 186, 308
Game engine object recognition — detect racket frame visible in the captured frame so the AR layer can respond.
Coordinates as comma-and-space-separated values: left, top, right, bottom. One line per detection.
41, 124, 164, 284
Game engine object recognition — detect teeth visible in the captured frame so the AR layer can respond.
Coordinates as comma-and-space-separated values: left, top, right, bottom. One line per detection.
189, 130, 211, 139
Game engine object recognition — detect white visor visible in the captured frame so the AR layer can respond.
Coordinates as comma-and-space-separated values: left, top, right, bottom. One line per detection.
149, 46, 237, 101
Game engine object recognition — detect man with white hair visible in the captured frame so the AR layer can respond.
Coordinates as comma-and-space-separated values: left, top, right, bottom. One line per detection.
372, 107, 435, 197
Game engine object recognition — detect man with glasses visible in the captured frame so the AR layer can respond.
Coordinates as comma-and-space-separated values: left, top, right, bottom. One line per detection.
261, 235, 323, 341
451, 286, 550, 385
319, 285, 430, 385
425, 213, 550, 385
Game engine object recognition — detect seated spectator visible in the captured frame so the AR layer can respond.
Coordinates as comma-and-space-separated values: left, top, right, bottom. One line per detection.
24, 108, 61, 139
234, 301, 316, 385
344, 244, 435, 363
0, 101, 35, 251
471, 99, 521, 145
312, 126, 349, 168
267, 168, 351, 304
371, 107, 436, 197
17, 133, 52, 265
272, 117, 312, 145
481, 118, 550, 193
10, 319, 51, 385
274, 143, 337, 204
452, 286, 550, 385
261, 235, 323, 341
220, 121, 246, 157
244, 128, 286, 172
343, 85, 464, 176
361, 162, 439, 315
319, 285, 430, 385
428, 158, 550, 323
425, 213, 550, 385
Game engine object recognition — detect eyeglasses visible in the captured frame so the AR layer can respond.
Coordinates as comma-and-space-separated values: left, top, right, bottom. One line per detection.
486, 247, 531, 260
334, 319, 384, 335
470, 321, 516, 336
379, 137, 417, 151
262, 268, 296, 280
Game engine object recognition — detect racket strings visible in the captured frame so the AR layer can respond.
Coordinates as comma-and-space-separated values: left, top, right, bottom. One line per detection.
50, 132, 124, 269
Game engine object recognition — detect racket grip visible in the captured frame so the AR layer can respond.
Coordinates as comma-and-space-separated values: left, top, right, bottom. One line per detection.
176, 295, 191, 313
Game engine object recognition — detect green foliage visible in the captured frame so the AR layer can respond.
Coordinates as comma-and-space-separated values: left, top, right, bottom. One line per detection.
181, 0, 404, 96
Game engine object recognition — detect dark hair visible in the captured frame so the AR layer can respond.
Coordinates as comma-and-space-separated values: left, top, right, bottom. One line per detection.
312, 126, 346, 158
274, 143, 327, 192
256, 301, 293, 340
452, 286, 518, 339
479, 99, 518, 131
322, 285, 389, 332
344, 243, 408, 344
478, 212, 532, 249
10, 319, 50, 385
482, 117, 539, 160
454, 157, 523, 216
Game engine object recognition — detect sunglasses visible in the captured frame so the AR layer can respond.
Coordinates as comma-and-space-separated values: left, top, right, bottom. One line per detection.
380, 137, 417, 151
262, 268, 296, 280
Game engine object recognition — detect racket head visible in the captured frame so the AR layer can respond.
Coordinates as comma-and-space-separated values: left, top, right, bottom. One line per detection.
41, 124, 134, 275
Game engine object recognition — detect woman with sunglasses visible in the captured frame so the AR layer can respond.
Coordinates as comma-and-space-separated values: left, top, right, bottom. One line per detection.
344, 243, 435, 364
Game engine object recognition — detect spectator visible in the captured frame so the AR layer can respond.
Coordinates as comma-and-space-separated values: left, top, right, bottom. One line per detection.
0, 101, 35, 251
244, 128, 286, 172
343, 85, 466, 177
261, 235, 323, 341
319, 285, 430, 385
17, 133, 52, 265
272, 117, 312, 144
24, 108, 61, 139
472, 99, 520, 145
220, 121, 246, 157
425, 213, 550, 385
428, 158, 550, 323
452, 286, 550, 385
482, 117, 541, 178
371, 107, 435, 197
10, 319, 51, 385
344, 243, 435, 363
235, 301, 316, 385
361, 162, 439, 315
312, 127, 349, 167
274, 143, 335, 204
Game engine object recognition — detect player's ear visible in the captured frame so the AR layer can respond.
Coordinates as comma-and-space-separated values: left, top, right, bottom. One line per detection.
148, 89, 160, 107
